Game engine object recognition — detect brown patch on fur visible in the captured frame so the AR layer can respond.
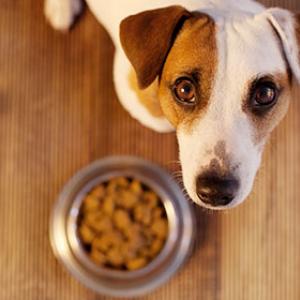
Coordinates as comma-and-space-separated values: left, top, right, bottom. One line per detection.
120, 6, 192, 89
201, 149, 241, 179
214, 141, 227, 162
209, 159, 223, 173
243, 73, 291, 145
158, 13, 217, 130
205, 141, 231, 175
202, 159, 230, 179
128, 69, 164, 118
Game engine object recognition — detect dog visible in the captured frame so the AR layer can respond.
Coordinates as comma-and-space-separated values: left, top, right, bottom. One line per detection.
44, 0, 300, 210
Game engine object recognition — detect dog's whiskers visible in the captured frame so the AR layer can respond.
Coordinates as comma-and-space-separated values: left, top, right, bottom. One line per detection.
166, 160, 181, 167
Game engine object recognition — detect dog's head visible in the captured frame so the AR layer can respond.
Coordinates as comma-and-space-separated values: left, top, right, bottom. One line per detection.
120, 6, 300, 209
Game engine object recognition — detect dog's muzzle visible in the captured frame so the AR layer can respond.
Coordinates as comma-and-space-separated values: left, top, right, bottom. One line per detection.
196, 171, 240, 207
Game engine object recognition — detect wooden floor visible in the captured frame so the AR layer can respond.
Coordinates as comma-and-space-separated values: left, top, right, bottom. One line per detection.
0, 1, 299, 299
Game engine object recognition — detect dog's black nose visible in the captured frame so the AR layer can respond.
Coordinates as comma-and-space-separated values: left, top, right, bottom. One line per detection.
196, 173, 239, 207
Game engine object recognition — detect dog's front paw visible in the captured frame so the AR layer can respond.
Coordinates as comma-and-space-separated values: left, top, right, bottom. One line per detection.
44, 0, 82, 31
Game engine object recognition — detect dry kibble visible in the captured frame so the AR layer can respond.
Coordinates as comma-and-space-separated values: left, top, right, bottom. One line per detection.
107, 177, 128, 194
142, 210, 152, 226
128, 230, 146, 250
107, 180, 118, 194
115, 177, 129, 188
89, 215, 113, 233
126, 257, 148, 270
138, 246, 152, 258
150, 238, 164, 257
151, 219, 168, 239
107, 230, 124, 247
133, 205, 143, 222
102, 196, 115, 216
79, 224, 95, 244
133, 204, 151, 225
113, 209, 131, 230
130, 180, 143, 195
83, 195, 99, 211
78, 177, 168, 271
90, 185, 106, 198
92, 235, 112, 253
152, 207, 163, 219
118, 190, 138, 209
142, 228, 154, 247
143, 191, 159, 208
90, 248, 107, 265
106, 247, 124, 267
84, 211, 102, 226
121, 242, 136, 261
124, 223, 141, 240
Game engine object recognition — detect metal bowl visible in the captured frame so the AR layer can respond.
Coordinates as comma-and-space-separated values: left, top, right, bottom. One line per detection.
50, 156, 195, 298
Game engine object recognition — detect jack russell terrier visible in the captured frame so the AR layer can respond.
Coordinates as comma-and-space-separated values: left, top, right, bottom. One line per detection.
44, 0, 300, 210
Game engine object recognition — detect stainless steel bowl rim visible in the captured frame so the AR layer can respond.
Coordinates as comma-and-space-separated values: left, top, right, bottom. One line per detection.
50, 156, 196, 298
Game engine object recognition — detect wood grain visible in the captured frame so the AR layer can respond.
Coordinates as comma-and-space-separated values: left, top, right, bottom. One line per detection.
0, 1, 299, 299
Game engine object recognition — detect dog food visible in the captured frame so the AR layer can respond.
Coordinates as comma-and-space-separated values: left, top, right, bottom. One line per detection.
78, 177, 168, 271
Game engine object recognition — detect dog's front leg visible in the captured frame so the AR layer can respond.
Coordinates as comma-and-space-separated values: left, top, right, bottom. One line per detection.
44, 0, 83, 31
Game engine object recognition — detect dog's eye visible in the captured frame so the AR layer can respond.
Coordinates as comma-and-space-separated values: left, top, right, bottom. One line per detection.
252, 82, 278, 107
173, 78, 197, 105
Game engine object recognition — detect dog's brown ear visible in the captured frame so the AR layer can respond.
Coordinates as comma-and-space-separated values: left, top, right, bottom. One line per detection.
266, 9, 300, 83
120, 6, 192, 89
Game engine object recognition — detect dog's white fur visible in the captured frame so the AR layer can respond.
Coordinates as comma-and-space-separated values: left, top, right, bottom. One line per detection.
44, 0, 300, 209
